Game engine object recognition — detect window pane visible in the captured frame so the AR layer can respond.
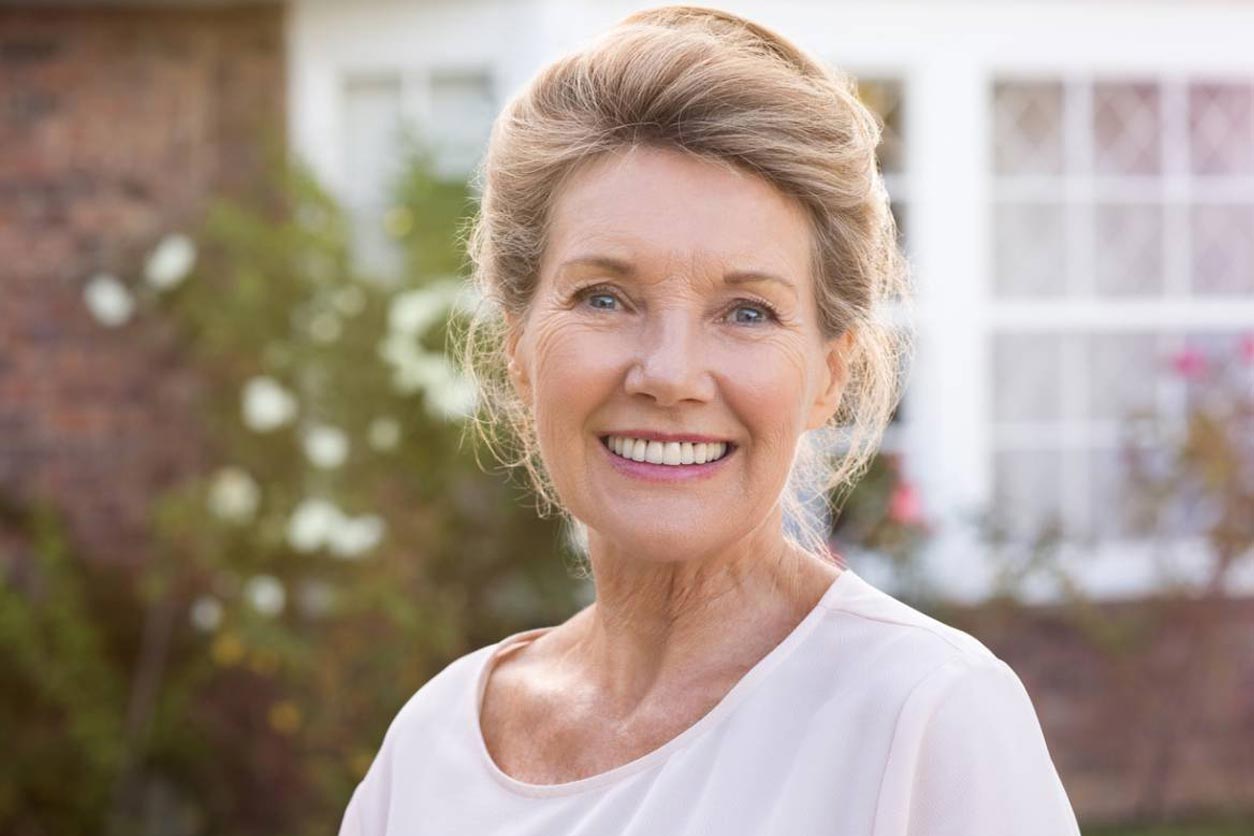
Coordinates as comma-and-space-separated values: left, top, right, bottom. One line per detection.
992, 332, 1065, 422
348, 206, 402, 285
994, 200, 1068, 297
1190, 203, 1254, 296
1086, 332, 1165, 422
343, 75, 406, 280
1080, 446, 1146, 541
1094, 202, 1165, 296
1181, 330, 1254, 412
993, 80, 1065, 176
890, 201, 910, 260
989, 73, 1254, 555
1093, 81, 1161, 176
343, 76, 405, 207
427, 68, 495, 178
1188, 81, 1254, 176
857, 78, 906, 175
992, 448, 1065, 541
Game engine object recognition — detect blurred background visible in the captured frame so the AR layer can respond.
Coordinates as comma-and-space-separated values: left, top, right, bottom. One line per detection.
1, 1, 1251, 834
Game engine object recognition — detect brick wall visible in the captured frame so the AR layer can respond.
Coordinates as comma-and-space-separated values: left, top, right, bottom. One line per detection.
0, 4, 285, 567
941, 592, 1254, 825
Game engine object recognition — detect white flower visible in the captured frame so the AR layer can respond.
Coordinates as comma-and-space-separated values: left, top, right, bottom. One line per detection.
377, 335, 457, 395
388, 286, 449, 337
450, 281, 482, 316
302, 424, 349, 469
327, 514, 386, 559
384, 205, 414, 238
308, 311, 342, 344
298, 251, 337, 284
189, 595, 223, 632
144, 233, 196, 290
368, 417, 402, 451
207, 466, 260, 523
378, 340, 478, 417
426, 374, 478, 421
333, 285, 366, 316
241, 376, 298, 432
285, 497, 383, 558
244, 574, 285, 617
83, 273, 135, 327
287, 497, 342, 553
376, 330, 420, 371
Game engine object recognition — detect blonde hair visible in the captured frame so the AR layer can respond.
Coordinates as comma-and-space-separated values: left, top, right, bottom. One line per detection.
452, 5, 914, 569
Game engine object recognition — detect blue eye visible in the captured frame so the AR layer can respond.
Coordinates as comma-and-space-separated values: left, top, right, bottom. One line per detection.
572, 284, 621, 311
587, 292, 618, 310
728, 300, 780, 326
730, 304, 771, 325
573, 284, 780, 326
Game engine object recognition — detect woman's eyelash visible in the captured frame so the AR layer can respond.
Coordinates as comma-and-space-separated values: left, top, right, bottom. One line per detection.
735, 297, 782, 323
571, 283, 620, 308
571, 283, 782, 324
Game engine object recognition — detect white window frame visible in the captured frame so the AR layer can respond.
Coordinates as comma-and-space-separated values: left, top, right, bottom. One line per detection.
288, 0, 1254, 603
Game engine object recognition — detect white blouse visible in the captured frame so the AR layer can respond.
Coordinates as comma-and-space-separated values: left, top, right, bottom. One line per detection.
337, 566, 1082, 835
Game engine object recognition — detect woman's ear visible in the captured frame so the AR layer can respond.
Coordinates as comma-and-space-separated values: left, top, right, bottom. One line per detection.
503, 311, 531, 403
806, 326, 857, 431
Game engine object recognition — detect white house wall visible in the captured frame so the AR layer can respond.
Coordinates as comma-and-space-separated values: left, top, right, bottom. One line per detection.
288, 0, 1254, 604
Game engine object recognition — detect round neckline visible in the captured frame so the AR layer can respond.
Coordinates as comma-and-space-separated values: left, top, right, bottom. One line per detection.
468, 566, 860, 798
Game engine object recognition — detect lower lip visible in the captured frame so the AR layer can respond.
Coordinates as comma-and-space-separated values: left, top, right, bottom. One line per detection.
598, 437, 736, 483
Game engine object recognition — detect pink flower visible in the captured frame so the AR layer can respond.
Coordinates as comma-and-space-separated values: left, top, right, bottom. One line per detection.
1239, 333, 1254, 365
887, 480, 924, 526
1169, 347, 1208, 380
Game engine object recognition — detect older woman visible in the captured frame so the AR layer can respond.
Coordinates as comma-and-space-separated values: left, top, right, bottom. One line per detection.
338, 6, 1081, 835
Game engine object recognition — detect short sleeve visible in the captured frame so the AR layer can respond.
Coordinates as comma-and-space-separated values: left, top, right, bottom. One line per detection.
337, 784, 365, 836
335, 720, 399, 836
876, 656, 1082, 836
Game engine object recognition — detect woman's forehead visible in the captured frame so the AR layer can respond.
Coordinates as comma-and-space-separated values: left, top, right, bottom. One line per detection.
544, 149, 811, 281
550, 250, 801, 302
551, 147, 806, 227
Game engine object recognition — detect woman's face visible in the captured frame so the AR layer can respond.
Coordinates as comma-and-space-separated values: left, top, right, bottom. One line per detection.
506, 145, 854, 562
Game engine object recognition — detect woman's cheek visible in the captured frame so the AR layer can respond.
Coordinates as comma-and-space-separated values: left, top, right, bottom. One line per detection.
725, 339, 809, 404
535, 321, 625, 393
726, 345, 811, 481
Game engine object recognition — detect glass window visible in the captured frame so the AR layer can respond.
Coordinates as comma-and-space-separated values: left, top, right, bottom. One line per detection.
342, 75, 406, 281
989, 75, 1254, 545
855, 76, 911, 434
340, 68, 497, 280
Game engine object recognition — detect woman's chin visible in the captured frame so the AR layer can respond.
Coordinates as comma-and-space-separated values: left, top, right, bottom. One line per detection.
585, 520, 738, 562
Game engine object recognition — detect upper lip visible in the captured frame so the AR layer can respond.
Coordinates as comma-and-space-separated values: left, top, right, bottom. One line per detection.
600, 430, 735, 444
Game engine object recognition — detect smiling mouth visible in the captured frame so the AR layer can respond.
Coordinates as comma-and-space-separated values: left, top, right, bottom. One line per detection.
598, 435, 737, 466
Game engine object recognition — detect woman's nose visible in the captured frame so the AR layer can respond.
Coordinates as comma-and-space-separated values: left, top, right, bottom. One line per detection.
622, 308, 713, 406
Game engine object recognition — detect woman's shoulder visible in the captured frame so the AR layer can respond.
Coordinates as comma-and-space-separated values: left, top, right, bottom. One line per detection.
803, 567, 1051, 737
818, 568, 1004, 676
827, 576, 1081, 833
373, 640, 498, 745
814, 571, 1081, 832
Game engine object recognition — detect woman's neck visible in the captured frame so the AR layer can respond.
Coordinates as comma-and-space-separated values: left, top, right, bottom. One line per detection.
558, 528, 841, 717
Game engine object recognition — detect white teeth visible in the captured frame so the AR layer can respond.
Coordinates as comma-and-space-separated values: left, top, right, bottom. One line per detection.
663, 443, 682, 466
604, 436, 730, 466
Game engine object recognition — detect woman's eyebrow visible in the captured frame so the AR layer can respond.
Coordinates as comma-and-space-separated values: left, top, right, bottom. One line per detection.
558, 255, 797, 299
725, 270, 798, 300
558, 255, 636, 277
